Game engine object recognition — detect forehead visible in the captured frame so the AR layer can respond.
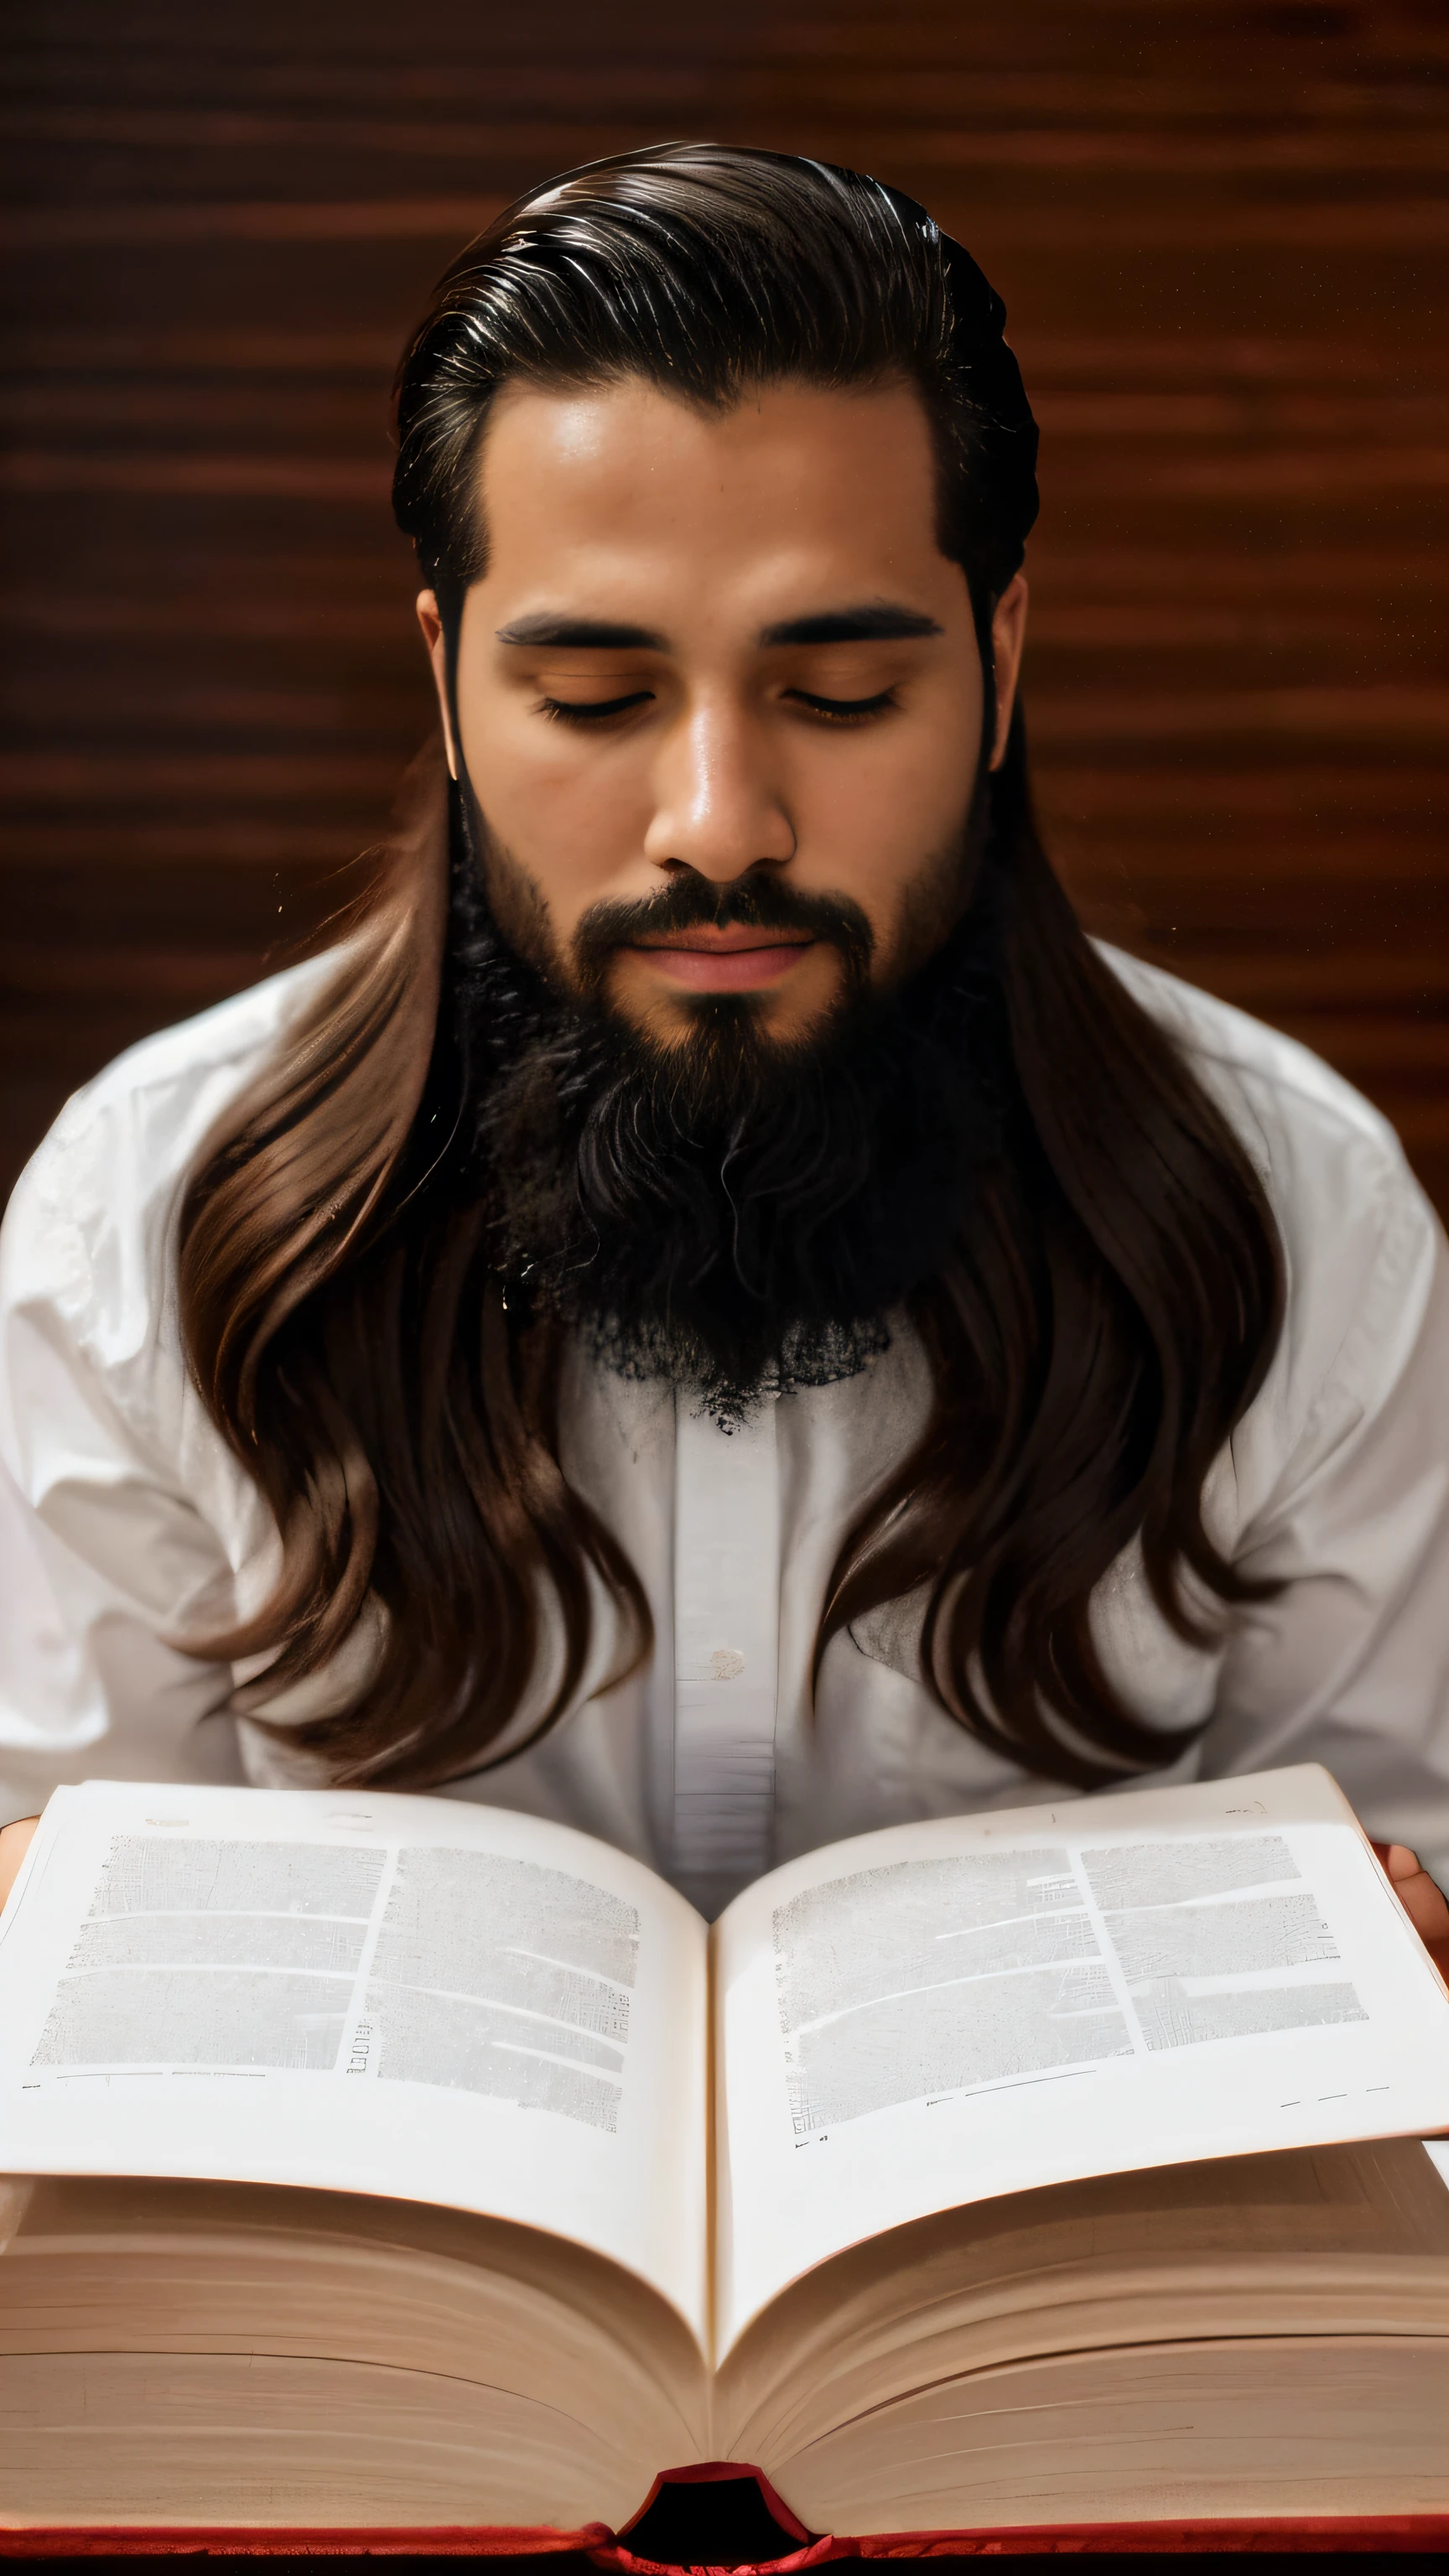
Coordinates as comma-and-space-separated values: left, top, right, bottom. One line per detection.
472, 376, 947, 603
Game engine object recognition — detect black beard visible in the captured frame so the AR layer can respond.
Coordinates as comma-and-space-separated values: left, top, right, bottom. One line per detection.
434, 795, 1011, 1422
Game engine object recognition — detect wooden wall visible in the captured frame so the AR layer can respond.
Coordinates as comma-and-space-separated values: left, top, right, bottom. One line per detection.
3, 0, 1445, 1205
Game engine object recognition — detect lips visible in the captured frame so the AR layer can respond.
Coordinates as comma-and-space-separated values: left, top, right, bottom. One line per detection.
627, 929, 816, 992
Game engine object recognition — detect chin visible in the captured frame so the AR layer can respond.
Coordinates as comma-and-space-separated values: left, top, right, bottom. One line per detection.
649, 986, 845, 1060
624, 985, 767, 1050
648, 965, 852, 1043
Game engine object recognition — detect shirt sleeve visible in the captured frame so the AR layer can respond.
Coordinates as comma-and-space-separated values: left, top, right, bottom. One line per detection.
0, 1440, 245, 1822
0, 1021, 288, 1820
1198, 1130, 1449, 1887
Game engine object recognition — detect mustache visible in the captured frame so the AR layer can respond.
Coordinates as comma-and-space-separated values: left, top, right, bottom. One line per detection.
570, 871, 875, 994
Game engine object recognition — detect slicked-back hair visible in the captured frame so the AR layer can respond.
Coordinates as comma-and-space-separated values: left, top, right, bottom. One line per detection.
177, 144, 1283, 1791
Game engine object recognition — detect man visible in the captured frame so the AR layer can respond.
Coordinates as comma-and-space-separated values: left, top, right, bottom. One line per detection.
2, 144, 1447, 1951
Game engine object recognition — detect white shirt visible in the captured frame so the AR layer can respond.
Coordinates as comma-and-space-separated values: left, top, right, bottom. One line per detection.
3, 946, 1449, 1914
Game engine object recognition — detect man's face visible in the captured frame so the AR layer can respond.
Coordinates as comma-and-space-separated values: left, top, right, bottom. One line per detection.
418, 376, 1027, 1052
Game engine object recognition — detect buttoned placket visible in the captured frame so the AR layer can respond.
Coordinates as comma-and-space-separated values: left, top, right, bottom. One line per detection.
670, 1393, 782, 1913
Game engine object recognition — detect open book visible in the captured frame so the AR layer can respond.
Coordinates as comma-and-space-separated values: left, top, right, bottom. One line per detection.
1, 1762, 1447, 2537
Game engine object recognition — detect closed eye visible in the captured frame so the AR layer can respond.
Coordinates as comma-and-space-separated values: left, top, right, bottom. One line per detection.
538, 691, 655, 724
786, 688, 897, 724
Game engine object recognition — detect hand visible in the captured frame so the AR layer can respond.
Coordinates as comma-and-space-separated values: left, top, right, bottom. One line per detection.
0, 1817, 38, 1915
1374, 1841, 1449, 1981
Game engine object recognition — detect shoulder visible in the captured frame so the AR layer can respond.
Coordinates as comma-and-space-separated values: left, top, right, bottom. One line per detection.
1095, 942, 1418, 1233
0, 954, 341, 1368
1095, 943, 1443, 1459
1096, 941, 1401, 1166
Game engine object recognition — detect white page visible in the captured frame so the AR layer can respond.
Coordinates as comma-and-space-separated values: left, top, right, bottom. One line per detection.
1423, 2142, 1449, 2194
713, 1764, 1449, 2355
0, 1781, 709, 2340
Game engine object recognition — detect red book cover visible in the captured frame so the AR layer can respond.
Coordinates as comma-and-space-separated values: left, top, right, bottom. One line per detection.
3, 2465, 1448, 2560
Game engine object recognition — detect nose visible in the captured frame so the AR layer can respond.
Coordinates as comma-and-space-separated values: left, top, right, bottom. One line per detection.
641, 693, 795, 881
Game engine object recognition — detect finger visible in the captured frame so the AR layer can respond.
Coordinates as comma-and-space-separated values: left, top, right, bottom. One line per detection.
0, 1817, 39, 1914
1385, 1843, 1425, 1881
1388, 1861, 1449, 1943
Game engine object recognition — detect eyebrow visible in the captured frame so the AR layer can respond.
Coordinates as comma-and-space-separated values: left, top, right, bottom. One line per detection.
760, 602, 944, 647
495, 615, 667, 648
494, 601, 945, 652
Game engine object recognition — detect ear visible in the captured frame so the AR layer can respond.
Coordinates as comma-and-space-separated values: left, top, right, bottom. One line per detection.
987, 572, 1029, 771
416, 589, 460, 781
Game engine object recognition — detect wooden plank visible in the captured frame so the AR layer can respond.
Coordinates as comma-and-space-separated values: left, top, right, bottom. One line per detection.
1, 0, 1444, 1214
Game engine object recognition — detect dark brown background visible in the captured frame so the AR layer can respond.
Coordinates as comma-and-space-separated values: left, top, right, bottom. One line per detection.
2, 1, 1444, 1209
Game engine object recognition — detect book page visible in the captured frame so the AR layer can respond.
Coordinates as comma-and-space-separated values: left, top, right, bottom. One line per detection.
0, 1781, 709, 2340
712, 1764, 1449, 2354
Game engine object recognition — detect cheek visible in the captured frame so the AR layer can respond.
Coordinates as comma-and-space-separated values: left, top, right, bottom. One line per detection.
792, 724, 978, 927
464, 714, 652, 928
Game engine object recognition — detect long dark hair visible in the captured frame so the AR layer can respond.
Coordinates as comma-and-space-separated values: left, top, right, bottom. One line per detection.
178, 145, 1283, 1790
